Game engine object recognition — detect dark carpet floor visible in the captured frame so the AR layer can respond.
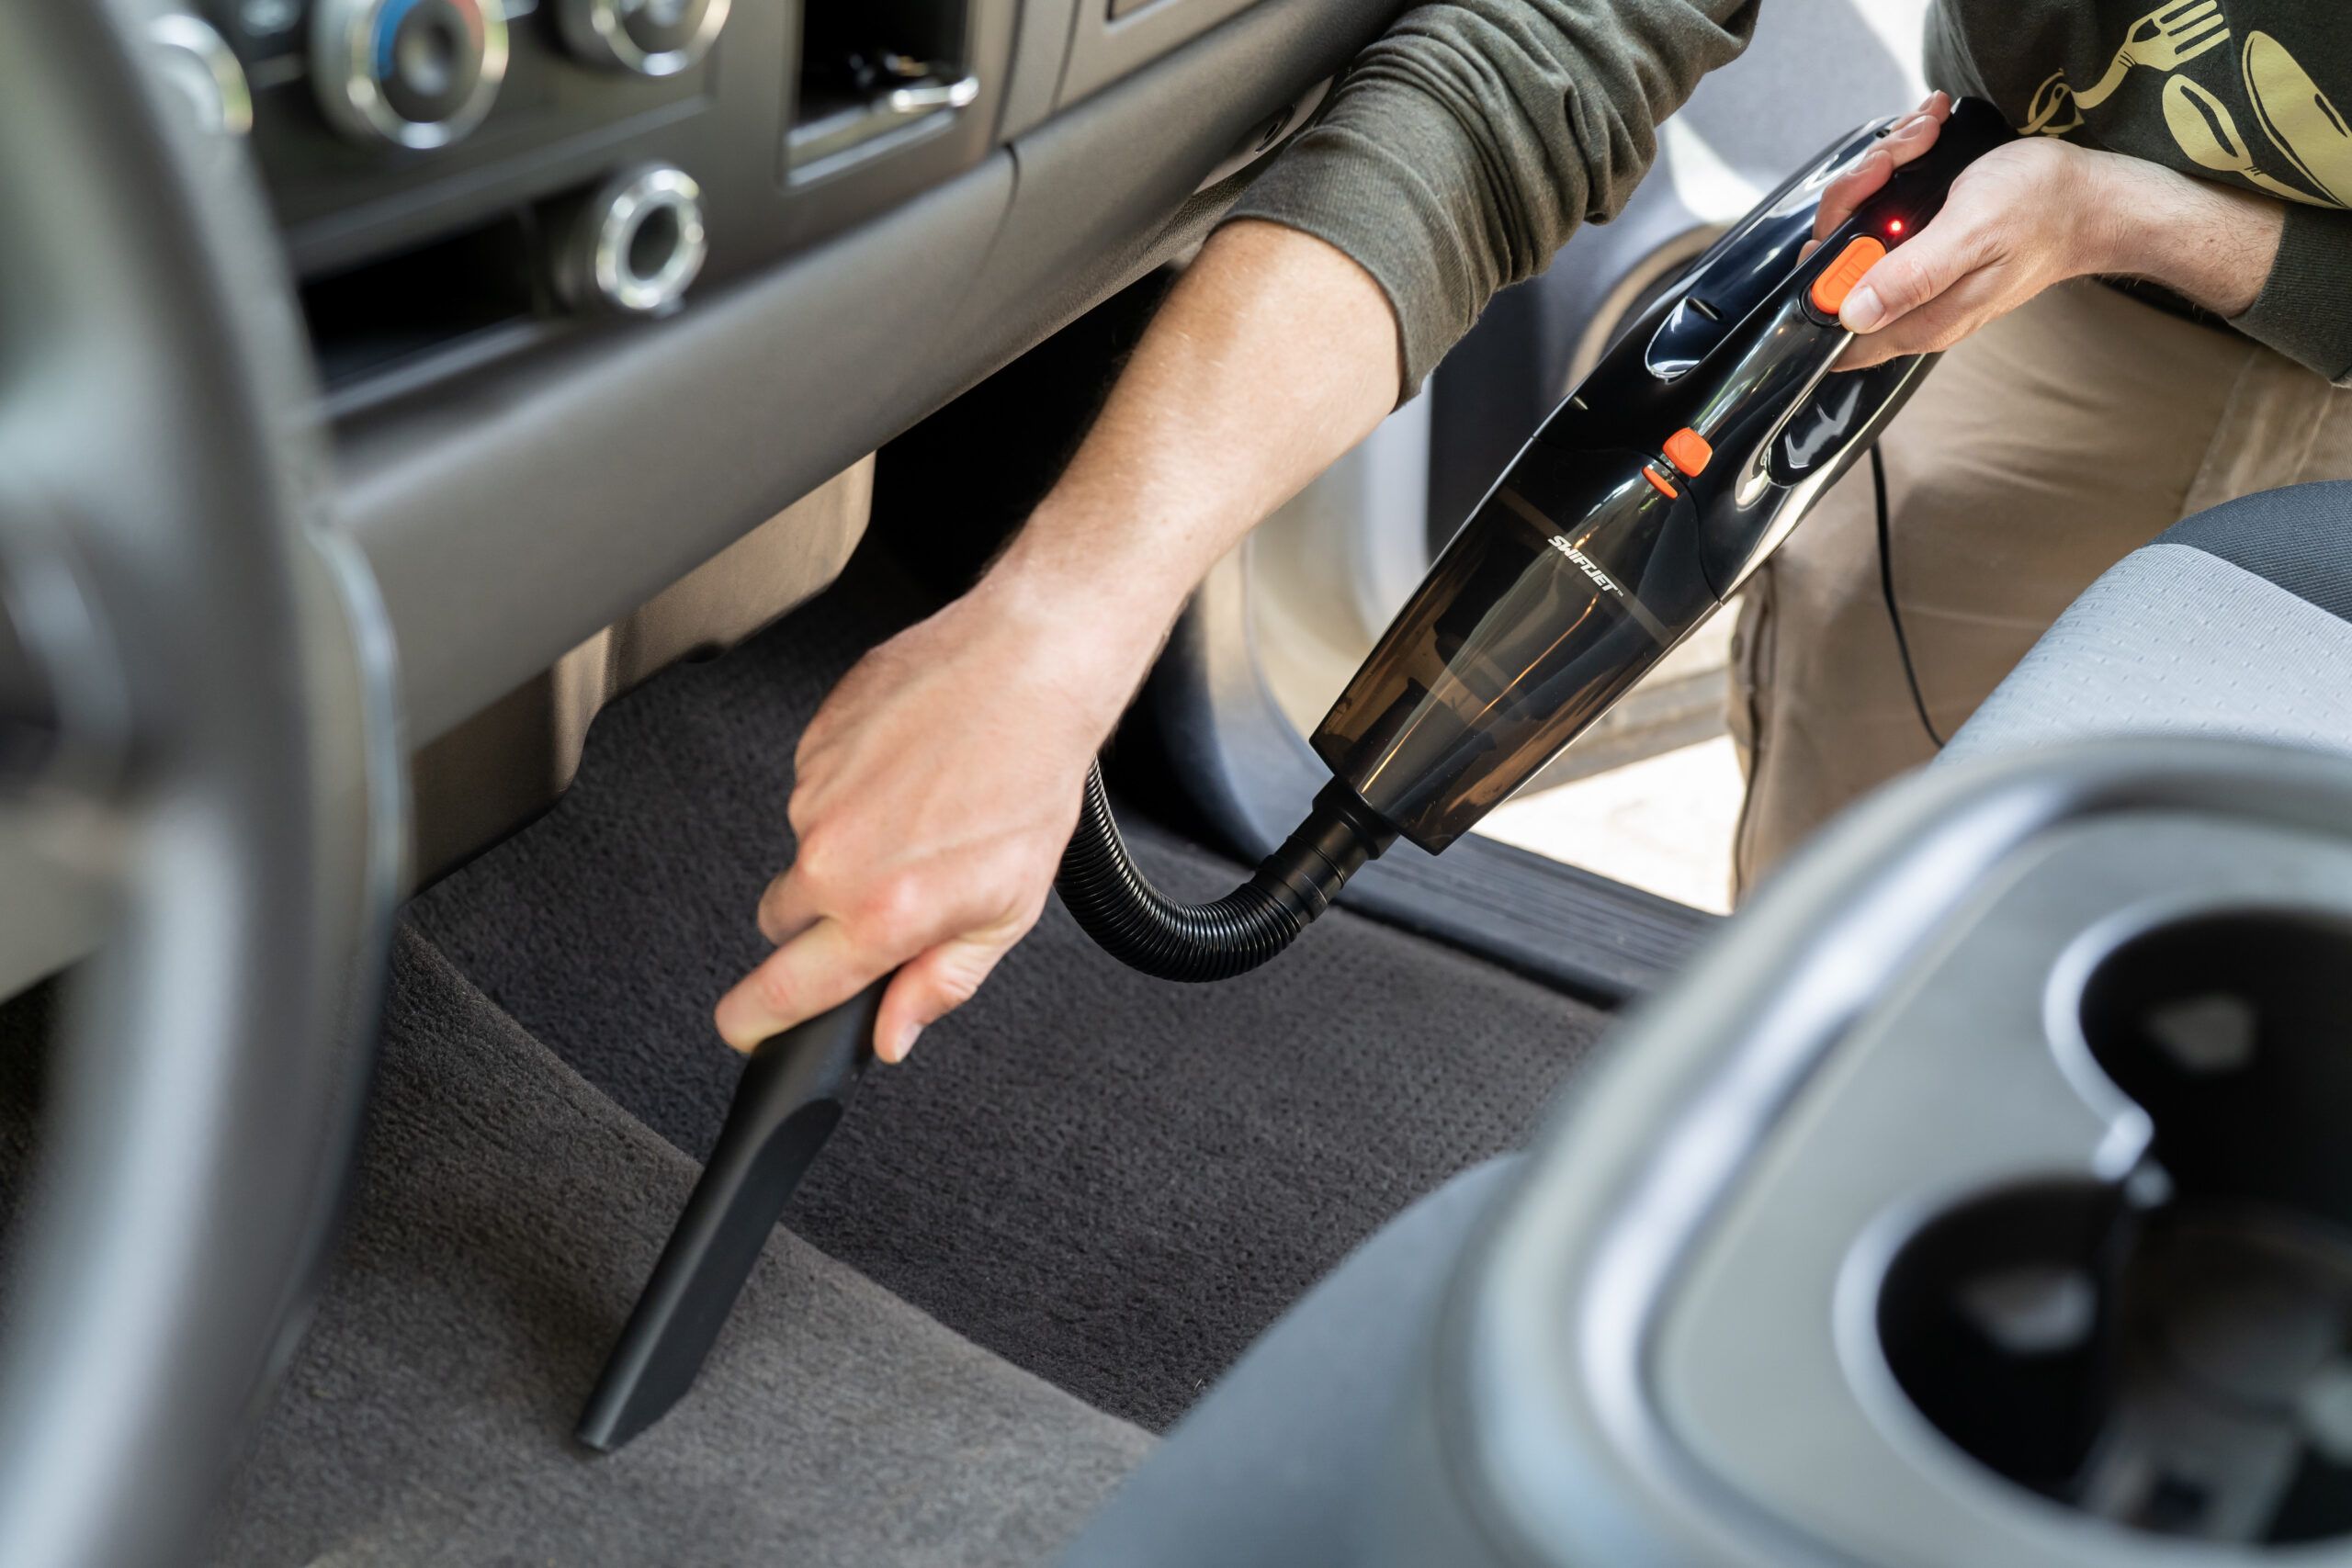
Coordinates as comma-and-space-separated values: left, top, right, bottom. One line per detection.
207, 930, 1150, 1566
0, 942, 1149, 1565
411, 563, 1614, 1428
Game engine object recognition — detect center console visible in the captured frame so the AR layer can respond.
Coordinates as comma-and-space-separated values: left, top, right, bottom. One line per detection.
1375, 738, 2352, 1563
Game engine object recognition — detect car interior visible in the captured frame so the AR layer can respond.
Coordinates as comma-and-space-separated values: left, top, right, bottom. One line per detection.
6, 1, 2352, 1564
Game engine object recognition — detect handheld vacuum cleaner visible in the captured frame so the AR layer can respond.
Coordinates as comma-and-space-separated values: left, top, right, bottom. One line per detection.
579, 99, 2014, 1450
1062, 95, 2015, 977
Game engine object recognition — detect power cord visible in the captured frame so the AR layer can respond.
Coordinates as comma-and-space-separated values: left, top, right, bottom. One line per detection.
1871, 443, 1945, 750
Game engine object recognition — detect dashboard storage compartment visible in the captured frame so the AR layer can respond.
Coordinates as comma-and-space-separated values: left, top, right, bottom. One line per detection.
301, 208, 547, 393
787, 1, 978, 178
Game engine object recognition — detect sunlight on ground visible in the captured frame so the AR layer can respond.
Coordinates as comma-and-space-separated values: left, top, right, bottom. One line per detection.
1474, 737, 1746, 915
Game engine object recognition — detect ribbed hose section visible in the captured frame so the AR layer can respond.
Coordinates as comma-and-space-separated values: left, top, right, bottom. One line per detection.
1056, 760, 1396, 982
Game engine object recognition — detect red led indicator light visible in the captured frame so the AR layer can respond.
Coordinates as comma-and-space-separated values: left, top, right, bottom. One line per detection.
1887, 219, 1905, 235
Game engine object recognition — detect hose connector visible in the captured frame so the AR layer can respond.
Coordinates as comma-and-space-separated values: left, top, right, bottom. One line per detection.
1056, 762, 1396, 982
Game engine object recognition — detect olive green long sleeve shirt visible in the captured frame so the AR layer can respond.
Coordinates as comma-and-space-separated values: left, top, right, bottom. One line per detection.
1228, 1, 2352, 391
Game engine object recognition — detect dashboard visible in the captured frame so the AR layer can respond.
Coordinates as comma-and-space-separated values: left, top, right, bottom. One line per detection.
0, 0, 1396, 1008
167, 0, 1306, 396
149, 0, 1387, 746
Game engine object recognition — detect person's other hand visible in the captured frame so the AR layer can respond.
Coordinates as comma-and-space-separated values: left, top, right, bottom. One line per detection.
711, 578, 1148, 1063
1819, 86, 2278, 373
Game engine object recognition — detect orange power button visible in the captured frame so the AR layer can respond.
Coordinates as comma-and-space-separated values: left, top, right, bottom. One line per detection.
1663, 427, 1713, 477
1809, 234, 1886, 317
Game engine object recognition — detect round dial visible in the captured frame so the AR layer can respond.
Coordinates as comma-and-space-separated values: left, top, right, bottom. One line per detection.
557, 164, 709, 314
311, 0, 509, 150
559, 0, 729, 77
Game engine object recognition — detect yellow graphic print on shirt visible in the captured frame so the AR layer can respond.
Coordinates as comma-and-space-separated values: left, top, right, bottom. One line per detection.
2018, 2, 2348, 209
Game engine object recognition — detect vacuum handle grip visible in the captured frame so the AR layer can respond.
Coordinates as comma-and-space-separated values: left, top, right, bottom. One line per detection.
724, 982, 881, 1148
575, 976, 888, 1451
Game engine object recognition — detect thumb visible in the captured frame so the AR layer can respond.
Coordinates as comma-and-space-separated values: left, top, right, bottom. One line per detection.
1839, 217, 1981, 334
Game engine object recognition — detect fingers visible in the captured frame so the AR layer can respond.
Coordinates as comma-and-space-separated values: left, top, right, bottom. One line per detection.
871, 931, 1017, 1063
755, 864, 820, 946
731, 830, 1043, 1057
718, 908, 1023, 1062
714, 916, 889, 1053
1903, 88, 1954, 138
1813, 93, 1951, 243
1812, 150, 1893, 249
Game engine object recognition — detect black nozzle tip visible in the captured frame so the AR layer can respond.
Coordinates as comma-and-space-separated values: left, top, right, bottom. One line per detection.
575, 1379, 673, 1454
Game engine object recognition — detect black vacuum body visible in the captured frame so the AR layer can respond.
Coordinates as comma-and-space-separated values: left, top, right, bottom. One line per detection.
1318, 97, 2011, 852
1063, 98, 2014, 976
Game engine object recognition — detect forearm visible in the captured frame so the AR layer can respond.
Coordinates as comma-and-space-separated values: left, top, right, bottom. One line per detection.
970, 219, 1400, 729
965, 0, 1768, 698
717, 226, 1396, 1056
2083, 151, 2284, 319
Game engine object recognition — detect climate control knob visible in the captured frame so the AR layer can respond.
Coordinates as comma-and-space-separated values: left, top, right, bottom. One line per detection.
311, 0, 509, 150
558, 0, 729, 77
555, 164, 708, 315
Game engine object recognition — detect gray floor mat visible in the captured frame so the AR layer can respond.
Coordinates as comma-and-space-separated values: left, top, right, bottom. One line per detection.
411, 565, 1612, 1429
209, 929, 1150, 1567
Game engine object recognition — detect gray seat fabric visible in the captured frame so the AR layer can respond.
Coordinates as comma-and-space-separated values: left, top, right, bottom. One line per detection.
209, 929, 1151, 1567
1949, 482, 2352, 763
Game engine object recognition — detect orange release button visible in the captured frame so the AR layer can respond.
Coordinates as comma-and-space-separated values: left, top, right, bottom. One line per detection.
1663, 426, 1713, 477
1809, 234, 1886, 317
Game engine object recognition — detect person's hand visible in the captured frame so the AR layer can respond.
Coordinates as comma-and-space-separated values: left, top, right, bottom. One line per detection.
1828, 132, 2112, 368
711, 573, 1153, 1064
708, 217, 1400, 1065
1820, 91, 2282, 370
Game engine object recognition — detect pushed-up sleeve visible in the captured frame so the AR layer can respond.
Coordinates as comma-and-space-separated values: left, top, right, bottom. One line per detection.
1226, 0, 1761, 396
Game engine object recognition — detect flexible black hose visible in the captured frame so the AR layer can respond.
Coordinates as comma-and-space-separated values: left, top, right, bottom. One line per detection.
1056, 760, 1396, 982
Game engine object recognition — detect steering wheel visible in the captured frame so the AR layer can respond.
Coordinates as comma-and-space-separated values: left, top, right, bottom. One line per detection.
0, 4, 399, 1564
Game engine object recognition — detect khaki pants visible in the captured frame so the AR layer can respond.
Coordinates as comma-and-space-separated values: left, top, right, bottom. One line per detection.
1729, 277, 2352, 896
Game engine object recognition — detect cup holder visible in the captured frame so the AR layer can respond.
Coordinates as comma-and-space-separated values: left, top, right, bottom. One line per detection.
1879, 912, 2352, 1546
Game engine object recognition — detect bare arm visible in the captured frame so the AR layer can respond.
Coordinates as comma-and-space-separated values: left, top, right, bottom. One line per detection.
710, 0, 1760, 1061
2086, 152, 2286, 318
976, 220, 1401, 712
712, 220, 1397, 1060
